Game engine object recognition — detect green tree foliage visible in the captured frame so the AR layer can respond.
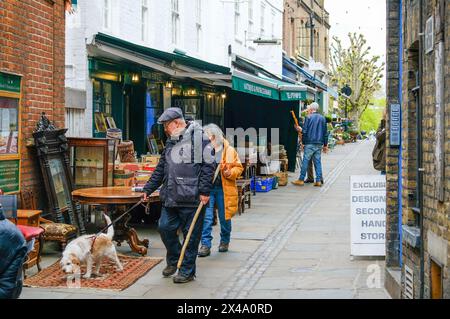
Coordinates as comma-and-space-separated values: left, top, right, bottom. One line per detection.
330, 33, 385, 128
359, 107, 383, 133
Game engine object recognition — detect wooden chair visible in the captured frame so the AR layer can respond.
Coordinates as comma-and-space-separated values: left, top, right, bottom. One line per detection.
236, 179, 252, 215
0, 190, 44, 279
20, 189, 77, 251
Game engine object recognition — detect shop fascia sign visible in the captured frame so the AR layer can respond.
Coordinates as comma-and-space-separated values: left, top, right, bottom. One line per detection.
233, 77, 279, 100
0, 72, 21, 93
142, 70, 165, 82
280, 90, 313, 101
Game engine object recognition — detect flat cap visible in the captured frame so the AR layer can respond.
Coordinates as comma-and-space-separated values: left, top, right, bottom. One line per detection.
157, 107, 184, 124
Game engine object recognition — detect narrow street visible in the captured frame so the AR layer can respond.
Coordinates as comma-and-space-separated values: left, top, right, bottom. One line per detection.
21, 140, 389, 299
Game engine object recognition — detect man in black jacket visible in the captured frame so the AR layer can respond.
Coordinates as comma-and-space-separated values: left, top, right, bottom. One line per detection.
143, 108, 215, 284
0, 204, 28, 299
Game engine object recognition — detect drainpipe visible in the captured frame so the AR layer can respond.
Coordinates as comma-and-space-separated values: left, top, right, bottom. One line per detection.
310, 13, 314, 59
418, 0, 425, 299
398, 0, 403, 268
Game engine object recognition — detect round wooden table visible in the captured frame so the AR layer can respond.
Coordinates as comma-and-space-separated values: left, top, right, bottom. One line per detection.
72, 187, 160, 256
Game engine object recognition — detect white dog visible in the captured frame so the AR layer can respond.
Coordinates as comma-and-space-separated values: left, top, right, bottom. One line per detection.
60, 214, 123, 279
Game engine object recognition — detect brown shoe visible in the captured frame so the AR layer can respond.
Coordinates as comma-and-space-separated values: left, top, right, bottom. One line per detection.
314, 182, 323, 187
291, 180, 305, 186
218, 243, 229, 253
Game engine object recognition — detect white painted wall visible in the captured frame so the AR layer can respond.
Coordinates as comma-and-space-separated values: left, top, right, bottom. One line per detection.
65, 0, 284, 136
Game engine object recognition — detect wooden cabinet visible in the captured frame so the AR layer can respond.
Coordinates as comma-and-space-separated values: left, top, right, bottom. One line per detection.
67, 138, 117, 189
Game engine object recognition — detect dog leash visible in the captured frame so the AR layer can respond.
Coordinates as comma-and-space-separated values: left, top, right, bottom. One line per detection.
89, 199, 146, 252
94, 199, 145, 237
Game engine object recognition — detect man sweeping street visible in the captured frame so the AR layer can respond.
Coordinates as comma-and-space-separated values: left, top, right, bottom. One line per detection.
143, 108, 215, 284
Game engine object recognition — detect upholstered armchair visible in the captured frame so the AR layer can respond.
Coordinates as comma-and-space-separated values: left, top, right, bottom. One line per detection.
20, 189, 77, 250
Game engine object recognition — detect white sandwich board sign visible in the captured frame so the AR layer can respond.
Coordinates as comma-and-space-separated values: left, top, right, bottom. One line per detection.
350, 175, 387, 256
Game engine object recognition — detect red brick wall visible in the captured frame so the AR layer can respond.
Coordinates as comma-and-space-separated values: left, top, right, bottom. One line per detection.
0, 0, 66, 205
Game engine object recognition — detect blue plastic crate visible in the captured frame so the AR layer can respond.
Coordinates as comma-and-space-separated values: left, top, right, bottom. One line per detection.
254, 177, 273, 193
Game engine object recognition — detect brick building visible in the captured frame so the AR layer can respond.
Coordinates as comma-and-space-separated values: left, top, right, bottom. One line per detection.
385, 0, 449, 299
282, 0, 333, 113
283, 0, 330, 66
0, 0, 71, 207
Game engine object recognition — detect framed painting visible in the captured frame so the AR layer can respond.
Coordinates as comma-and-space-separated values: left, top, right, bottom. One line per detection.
94, 112, 107, 133
106, 116, 117, 129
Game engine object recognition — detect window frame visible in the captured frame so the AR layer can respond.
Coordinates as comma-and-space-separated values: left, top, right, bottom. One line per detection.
260, 2, 266, 37
103, 0, 112, 31
0, 73, 22, 195
141, 0, 149, 42
271, 9, 276, 39
234, 1, 241, 37
195, 0, 202, 52
171, 0, 180, 45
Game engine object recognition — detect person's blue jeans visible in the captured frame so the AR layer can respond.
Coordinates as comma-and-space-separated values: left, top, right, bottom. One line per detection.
201, 186, 232, 249
158, 206, 205, 277
299, 144, 323, 182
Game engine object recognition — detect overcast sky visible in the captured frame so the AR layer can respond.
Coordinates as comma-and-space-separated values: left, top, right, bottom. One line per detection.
325, 0, 386, 91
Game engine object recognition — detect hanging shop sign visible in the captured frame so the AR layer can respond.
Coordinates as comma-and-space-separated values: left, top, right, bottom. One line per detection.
350, 175, 386, 257
0, 160, 20, 193
232, 76, 279, 100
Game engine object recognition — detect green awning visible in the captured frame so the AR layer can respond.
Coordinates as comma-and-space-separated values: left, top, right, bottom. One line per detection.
232, 71, 279, 100
94, 33, 230, 75
232, 70, 316, 101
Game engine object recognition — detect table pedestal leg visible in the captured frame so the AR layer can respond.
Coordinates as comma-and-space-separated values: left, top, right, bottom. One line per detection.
112, 205, 149, 256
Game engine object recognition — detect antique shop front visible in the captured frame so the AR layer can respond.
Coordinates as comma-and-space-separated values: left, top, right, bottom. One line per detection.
87, 33, 232, 157
227, 56, 317, 172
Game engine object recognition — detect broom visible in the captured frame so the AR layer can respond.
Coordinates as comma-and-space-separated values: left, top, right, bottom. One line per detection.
177, 165, 221, 270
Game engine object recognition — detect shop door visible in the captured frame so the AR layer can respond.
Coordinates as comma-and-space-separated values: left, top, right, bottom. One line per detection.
129, 85, 146, 156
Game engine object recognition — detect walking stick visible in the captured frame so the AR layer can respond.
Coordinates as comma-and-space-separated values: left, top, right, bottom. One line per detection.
290, 110, 299, 127
177, 165, 221, 270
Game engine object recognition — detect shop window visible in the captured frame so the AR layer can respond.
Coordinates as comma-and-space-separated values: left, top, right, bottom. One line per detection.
0, 97, 19, 156
204, 94, 224, 129
93, 80, 114, 137
146, 84, 164, 142
0, 72, 21, 194
430, 259, 443, 299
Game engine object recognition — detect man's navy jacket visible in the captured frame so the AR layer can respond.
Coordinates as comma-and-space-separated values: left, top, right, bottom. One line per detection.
302, 113, 328, 146
143, 121, 215, 208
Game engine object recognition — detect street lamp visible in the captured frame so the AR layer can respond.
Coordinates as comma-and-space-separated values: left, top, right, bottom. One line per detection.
340, 85, 352, 132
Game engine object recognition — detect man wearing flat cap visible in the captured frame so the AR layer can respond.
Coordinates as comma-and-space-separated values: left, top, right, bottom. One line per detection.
143, 108, 215, 284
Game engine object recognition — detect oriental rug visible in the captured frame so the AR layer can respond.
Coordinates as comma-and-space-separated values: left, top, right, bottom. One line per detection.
24, 255, 162, 291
